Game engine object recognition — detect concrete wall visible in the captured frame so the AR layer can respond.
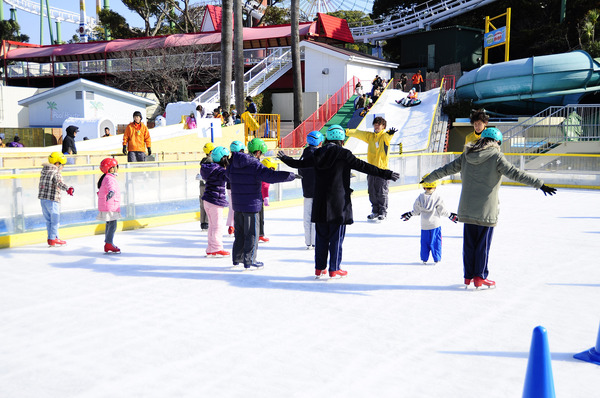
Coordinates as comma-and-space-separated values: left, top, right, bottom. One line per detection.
0, 86, 45, 128
346, 63, 392, 93
271, 92, 319, 121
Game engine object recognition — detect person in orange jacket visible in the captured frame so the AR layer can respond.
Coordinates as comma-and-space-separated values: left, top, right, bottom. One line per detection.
123, 111, 151, 162
412, 70, 424, 92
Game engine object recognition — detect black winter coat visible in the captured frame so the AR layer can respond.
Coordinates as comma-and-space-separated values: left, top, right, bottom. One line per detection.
279, 145, 318, 198
290, 142, 394, 225
62, 126, 77, 155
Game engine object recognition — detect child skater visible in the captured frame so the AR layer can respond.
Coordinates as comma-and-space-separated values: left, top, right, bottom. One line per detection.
226, 140, 245, 236
97, 158, 121, 253
225, 138, 297, 270
278, 125, 399, 279
401, 178, 458, 265
196, 142, 215, 231
422, 127, 557, 288
201, 146, 231, 257
278, 130, 323, 249
258, 157, 278, 243
38, 152, 75, 247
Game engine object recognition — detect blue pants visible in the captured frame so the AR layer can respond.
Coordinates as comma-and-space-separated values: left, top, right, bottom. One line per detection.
420, 227, 442, 262
463, 224, 494, 279
105, 220, 117, 244
315, 223, 346, 272
232, 211, 259, 266
40, 199, 60, 240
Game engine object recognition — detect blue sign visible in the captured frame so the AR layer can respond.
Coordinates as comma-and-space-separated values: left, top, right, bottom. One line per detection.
484, 26, 506, 48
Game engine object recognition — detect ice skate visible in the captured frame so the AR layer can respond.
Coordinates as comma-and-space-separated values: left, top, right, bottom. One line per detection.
473, 276, 495, 289
315, 269, 327, 279
104, 243, 121, 253
258, 236, 269, 243
228, 226, 234, 235
377, 214, 386, 221
48, 239, 66, 247
200, 223, 208, 231
329, 269, 348, 279
367, 213, 378, 221
207, 250, 230, 258
244, 262, 264, 270
464, 278, 472, 289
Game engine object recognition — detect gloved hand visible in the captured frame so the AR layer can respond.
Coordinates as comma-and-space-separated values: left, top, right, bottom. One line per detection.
390, 172, 400, 181
277, 150, 288, 160
106, 191, 114, 201
401, 212, 412, 221
294, 174, 303, 179
67, 187, 74, 196
195, 173, 202, 181
122, 145, 128, 155
540, 184, 556, 196
387, 127, 398, 135
419, 179, 425, 184
449, 212, 458, 223
147, 147, 152, 156
264, 197, 269, 206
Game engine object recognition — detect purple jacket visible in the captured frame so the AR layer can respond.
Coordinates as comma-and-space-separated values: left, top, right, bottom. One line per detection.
225, 151, 295, 213
201, 162, 229, 207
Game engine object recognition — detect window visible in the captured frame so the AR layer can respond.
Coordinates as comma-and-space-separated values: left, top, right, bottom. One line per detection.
75, 91, 83, 100
85, 91, 94, 100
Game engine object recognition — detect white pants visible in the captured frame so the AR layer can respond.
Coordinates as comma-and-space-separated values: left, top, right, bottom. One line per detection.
303, 198, 316, 246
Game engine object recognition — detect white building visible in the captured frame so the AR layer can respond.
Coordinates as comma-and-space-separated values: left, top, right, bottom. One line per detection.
17, 78, 156, 129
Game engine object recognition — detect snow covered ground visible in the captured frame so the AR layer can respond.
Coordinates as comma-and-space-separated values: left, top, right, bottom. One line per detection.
1, 184, 599, 397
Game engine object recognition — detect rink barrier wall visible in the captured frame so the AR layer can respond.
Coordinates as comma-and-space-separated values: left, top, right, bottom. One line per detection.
1, 153, 599, 248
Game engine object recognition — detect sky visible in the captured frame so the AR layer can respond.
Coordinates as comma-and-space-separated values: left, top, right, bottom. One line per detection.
2, 0, 144, 45
1, 185, 599, 397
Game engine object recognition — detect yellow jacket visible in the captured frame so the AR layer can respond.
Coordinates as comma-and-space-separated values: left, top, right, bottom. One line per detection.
347, 128, 394, 169
464, 130, 481, 146
123, 122, 151, 152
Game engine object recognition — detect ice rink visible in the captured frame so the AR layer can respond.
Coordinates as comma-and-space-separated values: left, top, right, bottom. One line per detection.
1, 184, 599, 397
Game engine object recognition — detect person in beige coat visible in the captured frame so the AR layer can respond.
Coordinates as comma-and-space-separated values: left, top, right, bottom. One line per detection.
422, 128, 556, 289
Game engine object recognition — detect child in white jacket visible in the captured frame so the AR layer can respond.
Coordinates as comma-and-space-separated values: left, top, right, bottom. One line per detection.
401, 179, 457, 264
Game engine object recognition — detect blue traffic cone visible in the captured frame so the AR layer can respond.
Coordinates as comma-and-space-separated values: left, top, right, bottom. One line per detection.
573, 321, 600, 365
523, 326, 555, 398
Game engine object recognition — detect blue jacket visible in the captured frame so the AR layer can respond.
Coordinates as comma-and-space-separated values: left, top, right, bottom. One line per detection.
225, 151, 295, 213
201, 162, 229, 207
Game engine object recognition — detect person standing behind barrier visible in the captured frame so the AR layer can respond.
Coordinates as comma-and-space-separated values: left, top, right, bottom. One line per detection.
8, 135, 24, 147
277, 130, 323, 249
123, 111, 151, 162
412, 70, 424, 92
38, 152, 75, 247
201, 146, 231, 258
246, 96, 258, 115
97, 158, 122, 254
103, 127, 111, 137
465, 109, 489, 146
422, 127, 557, 289
62, 126, 78, 156
346, 116, 398, 221
196, 142, 215, 231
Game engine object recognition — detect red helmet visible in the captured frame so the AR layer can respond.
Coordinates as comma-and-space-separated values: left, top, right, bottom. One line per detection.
100, 158, 119, 174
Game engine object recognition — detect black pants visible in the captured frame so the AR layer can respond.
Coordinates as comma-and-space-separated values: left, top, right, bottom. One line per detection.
315, 223, 346, 272
127, 151, 146, 162
232, 211, 259, 266
199, 181, 208, 226
367, 175, 389, 216
463, 223, 494, 279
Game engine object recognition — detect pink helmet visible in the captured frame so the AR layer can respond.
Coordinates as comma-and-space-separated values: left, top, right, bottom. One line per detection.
100, 158, 119, 174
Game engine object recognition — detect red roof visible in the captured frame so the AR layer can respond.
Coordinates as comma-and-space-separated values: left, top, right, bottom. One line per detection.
317, 13, 354, 44
205, 5, 223, 32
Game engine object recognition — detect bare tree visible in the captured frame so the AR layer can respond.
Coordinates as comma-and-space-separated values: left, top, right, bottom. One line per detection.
221, 0, 233, 109
234, 0, 244, 114
291, 0, 303, 128
109, 41, 220, 113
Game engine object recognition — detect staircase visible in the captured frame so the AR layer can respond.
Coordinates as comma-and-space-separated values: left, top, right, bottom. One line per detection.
193, 47, 293, 106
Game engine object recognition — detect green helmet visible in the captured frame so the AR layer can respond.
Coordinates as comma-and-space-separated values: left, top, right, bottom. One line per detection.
326, 125, 346, 141
247, 138, 268, 154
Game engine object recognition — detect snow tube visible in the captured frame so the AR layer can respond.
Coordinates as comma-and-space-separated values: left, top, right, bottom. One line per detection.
395, 98, 421, 107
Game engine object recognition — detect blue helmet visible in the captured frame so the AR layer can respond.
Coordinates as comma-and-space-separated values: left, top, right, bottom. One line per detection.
481, 127, 503, 143
326, 125, 346, 141
211, 146, 230, 163
230, 140, 245, 152
306, 130, 323, 146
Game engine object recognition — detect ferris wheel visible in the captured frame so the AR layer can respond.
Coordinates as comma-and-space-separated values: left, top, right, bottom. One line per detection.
280, 0, 374, 21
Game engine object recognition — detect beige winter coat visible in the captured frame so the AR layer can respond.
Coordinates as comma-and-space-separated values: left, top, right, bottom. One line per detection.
423, 141, 544, 227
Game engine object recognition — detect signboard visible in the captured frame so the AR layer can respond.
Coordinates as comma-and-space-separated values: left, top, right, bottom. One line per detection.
484, 26, 506, 48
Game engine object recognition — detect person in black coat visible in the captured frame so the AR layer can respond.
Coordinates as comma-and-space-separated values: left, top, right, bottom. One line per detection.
278, 130, 324, 249
277, 125, 399, 279
62, 126, 78, 155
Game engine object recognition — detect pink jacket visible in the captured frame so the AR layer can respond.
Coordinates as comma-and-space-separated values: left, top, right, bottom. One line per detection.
261, 181, 270, 199
98, 173, 121, 212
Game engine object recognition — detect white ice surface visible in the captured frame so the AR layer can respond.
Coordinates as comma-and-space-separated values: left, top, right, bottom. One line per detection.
1, 185, 599, 397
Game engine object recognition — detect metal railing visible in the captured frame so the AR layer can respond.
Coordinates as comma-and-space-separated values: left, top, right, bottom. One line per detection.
500, 105, 600, 155
280, 76, 360, 148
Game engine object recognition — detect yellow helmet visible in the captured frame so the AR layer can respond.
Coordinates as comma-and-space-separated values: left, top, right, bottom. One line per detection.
48, 152, 66, 165
261, 157, 277, 170
203, 142, 216, 155
421, 174, 437, 189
